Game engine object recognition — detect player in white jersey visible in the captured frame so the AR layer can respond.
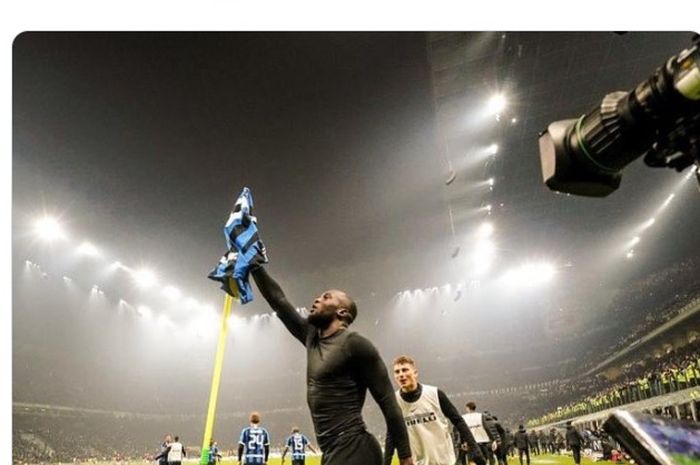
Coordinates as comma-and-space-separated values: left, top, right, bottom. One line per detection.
384, 355, 485, 465
165, 436, 186, 465
463, 402, 501, 465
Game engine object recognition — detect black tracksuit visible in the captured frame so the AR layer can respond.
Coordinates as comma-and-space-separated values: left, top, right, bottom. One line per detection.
514, 428, 530, 465
566, 426, 583, 465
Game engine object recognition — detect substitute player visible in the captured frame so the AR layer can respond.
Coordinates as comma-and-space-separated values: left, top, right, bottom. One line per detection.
384, 355, 485, 465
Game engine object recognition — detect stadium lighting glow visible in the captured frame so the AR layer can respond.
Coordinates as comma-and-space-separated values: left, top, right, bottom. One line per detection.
25, 260, 32, 266
486, 94, 507, 115
228, 314, 244, 328
502, 262, 556, 287
91, 284, 104, 295
62, 276, 72, 283
511, 117, 517, 124
77, 241, 100, 257
204, 304, 216, 314
487, 144, 499, 155
472, 239, 495, 274
628, 236, 641, 248
476, 222, 494, 239
488, 178, 495, 187
133, 268, 157, 289
109, 261, 123, 271
163, 285, 182, 300
137, 305, 152, 320
626, 250, 635, 259
157, 314, 173, 328
640, 218, 656, 230
661, 193, 675, 209
34, 216, 66, 241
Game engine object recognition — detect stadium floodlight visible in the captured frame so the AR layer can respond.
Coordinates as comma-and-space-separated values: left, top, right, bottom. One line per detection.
109, 261, 123, 271
486, 94, 507, 115
477, 222, 494, 239
472, 239, 495, 274
640, 218, 656, 230
227, 314, 244, 328
661, 193, 675, 209
34, 216, 66, 241
77, 241, 100, 257
133, 268, 157, 289
163, 285, 182, 300
488, 177, 495, 187
487, 143, 499, 155
626, 250, 635, 259
511, 117, 518, 124
628, 236, 641, 248
502, 261, 556, 287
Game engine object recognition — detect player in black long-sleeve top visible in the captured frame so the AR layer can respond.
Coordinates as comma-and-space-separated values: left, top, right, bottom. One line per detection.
251, 266, 413, 465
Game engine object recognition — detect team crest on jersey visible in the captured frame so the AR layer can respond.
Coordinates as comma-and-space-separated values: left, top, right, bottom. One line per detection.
404, 411, 438, 426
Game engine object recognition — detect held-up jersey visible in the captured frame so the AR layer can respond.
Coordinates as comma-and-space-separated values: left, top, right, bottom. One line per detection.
286, 433, 310, 460
239, 426, 270, 464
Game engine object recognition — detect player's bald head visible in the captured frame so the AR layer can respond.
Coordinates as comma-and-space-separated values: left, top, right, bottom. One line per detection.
309, 289, 357, 328
333, 289, 357, 325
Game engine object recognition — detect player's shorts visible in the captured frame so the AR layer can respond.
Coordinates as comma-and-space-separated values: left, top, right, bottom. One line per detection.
292, 459, 305, 465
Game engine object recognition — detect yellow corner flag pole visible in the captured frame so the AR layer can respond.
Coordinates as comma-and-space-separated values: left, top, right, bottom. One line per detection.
200, 293, 233, 464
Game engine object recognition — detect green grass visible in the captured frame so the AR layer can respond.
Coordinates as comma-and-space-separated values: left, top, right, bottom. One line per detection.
89, 454, 614, 465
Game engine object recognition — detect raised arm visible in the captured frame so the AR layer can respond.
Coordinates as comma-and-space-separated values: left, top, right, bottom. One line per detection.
348, 333, 412, 464
251, 266, 310, 344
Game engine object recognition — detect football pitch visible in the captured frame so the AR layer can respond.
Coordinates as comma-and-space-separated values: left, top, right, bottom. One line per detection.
111, 455, 613, 465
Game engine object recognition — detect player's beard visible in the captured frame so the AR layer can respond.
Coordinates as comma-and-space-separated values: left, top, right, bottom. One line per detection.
308, 309, 334, 329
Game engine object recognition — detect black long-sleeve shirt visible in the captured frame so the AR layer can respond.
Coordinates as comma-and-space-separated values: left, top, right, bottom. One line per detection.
383, 383, 483, 465
514, 430, 530, 449
566, 427, 583, 448
251, 266, 411, 459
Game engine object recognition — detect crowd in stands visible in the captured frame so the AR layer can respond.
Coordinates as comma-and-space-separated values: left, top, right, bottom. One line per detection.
528, 340, 700, 426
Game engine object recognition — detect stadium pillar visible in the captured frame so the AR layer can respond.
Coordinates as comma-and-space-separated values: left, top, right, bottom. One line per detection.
200, 293, 233, 464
